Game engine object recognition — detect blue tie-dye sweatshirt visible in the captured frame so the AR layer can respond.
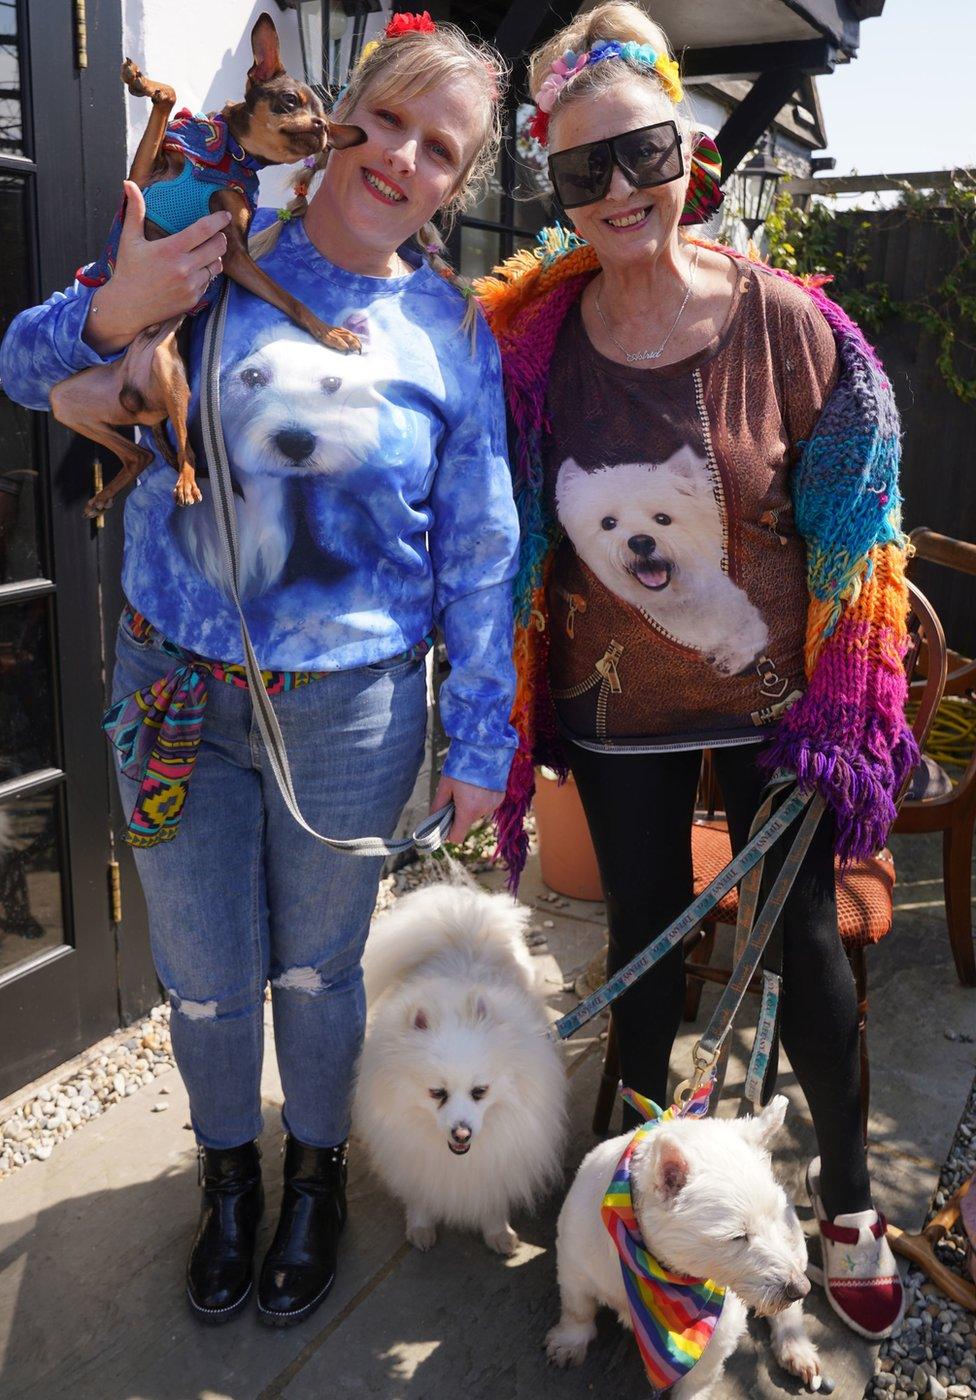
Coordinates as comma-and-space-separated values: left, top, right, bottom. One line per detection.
0, 211, 519, 792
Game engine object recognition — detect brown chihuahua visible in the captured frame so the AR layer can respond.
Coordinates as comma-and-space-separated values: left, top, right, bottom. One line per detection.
50, 13, 365, 519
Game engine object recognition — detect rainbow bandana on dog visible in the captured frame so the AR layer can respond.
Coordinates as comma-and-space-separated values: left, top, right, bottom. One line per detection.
601, 1082, 725, 1391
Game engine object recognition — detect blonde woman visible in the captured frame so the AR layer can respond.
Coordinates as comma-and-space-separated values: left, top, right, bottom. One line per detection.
1, 16, 516, 1326
481, 3, 913, 1342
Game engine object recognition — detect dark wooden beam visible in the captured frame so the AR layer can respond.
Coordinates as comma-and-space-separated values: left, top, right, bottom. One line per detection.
784, 0, 860, 51
493, 0, 578, 64
681, 37, 837, 80
715, 66, 807, 179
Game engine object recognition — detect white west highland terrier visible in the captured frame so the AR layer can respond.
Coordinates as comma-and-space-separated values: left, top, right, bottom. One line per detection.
555, 451, 770, 676
546, 1096, 823, 1397
354, 881, 568, 1256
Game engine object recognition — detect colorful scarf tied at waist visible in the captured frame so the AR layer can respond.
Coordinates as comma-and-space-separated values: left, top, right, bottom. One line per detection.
102, 606, 327, 849
601, 1082, 725, 1391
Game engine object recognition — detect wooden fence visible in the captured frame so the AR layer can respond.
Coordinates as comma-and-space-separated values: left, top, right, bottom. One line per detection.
824, 208, 976, 657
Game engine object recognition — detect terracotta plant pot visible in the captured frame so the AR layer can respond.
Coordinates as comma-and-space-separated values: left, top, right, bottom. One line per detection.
533, 767, 604, 902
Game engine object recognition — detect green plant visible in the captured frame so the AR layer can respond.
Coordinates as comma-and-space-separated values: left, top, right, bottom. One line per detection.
763, 174, 976, 403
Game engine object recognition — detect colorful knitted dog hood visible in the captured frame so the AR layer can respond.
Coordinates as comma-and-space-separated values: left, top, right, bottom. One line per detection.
475, 229, 918, 888
601, 1084, 725, 1390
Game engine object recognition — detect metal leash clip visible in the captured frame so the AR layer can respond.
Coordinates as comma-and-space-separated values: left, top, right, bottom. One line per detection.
673, 1042, 719, 1107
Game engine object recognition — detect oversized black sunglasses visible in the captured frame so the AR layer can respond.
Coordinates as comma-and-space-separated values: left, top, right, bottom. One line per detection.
547, 119, 684, 210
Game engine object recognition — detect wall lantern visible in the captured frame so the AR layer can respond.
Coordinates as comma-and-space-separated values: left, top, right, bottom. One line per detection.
737, 138, 784, 238
274, 0, 381, 100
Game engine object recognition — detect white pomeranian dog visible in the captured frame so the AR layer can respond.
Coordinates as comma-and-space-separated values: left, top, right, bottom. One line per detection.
555, 450, 770, 677
546, 1096, 822, 1398
354, 881, 569, 1256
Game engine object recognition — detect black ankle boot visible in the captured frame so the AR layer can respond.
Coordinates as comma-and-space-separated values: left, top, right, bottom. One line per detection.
186, 1141, 263, 1324
257, 1136, 348, 1327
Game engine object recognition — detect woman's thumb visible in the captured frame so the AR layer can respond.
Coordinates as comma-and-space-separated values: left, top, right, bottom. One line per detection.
119, 180, 146, 243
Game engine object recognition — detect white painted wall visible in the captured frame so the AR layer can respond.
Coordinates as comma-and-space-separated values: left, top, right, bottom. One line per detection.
119, 2, 389, 210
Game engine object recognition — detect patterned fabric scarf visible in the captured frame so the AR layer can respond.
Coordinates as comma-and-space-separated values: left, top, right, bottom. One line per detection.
103, 606, 325, 848
475, 229, 918, 889
105, 606, 436, 847
601, 1082, 725, 1391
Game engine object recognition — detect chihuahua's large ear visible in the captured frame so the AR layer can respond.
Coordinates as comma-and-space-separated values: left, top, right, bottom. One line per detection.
743, 1094, 788, 1151
651, 1133, 690, 1201
248, 12, 285, 87
328, 123, 368, 151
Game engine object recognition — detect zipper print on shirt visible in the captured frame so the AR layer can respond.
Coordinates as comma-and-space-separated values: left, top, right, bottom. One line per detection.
552, 639, 624, 741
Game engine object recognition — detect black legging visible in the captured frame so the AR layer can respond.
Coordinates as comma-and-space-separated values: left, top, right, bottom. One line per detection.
568, 741, 872, 1219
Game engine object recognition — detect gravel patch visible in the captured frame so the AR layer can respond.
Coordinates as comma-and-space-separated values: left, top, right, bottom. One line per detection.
0, 834, 500, 1185
0, 1004, 176, 1180
865, 1072, 976, 1400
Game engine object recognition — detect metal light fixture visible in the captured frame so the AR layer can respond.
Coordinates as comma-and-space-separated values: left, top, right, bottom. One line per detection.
738, 138, 784, 238
274, 0, 380, 100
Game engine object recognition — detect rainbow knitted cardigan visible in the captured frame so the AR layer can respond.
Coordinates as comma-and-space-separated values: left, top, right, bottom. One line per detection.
475, 229, 918, 889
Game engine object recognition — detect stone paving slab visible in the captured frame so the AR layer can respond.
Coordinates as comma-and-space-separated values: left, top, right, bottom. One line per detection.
0, 834, 973, 1400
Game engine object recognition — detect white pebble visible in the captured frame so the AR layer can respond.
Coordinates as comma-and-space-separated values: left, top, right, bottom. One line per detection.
151, 1102, 170, 1113
32, 1144, 52, 1161
112, 1073, 125, 1095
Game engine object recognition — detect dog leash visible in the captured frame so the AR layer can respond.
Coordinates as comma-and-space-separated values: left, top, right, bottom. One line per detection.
546, 772, 826, 1110
199, 282, 453, 859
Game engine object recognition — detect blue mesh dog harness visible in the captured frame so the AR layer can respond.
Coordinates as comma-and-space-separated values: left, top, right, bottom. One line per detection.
77, 109, 266, 313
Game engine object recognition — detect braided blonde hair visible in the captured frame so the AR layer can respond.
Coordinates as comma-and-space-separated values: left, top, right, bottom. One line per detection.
250, 24, 507, 335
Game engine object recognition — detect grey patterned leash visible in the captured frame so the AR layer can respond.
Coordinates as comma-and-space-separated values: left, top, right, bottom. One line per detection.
547, 772, 826, 1110
200, 283, 453, 858
548, 772, 808, 1039
695, 790, 826, 1108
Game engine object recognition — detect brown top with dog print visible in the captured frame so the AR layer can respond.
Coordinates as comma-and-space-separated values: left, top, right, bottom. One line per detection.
543, 256, 838, 750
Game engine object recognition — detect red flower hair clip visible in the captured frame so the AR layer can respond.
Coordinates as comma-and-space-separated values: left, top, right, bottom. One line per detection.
527, 109, 550, 144
385, 11, 436, 38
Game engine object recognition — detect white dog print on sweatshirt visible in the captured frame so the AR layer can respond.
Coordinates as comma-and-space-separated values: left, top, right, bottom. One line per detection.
555, 448, 769, 676
177, 318, 395, 600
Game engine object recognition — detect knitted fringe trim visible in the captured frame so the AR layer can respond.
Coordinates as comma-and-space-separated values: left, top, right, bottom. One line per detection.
758, 723, 918, 865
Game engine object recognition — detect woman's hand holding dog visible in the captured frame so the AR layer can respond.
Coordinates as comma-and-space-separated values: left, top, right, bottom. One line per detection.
83, 180, 231, 355
431, 775, 504, 846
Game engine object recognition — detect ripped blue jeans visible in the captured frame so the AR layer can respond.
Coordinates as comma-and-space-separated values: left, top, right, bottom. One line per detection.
111, 615, 427, 1149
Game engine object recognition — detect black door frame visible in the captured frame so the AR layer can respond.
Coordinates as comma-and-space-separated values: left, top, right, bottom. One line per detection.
0, 0, 154, 1100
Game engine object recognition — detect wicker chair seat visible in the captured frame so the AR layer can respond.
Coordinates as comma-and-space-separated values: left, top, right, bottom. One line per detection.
690, 818, 895, 948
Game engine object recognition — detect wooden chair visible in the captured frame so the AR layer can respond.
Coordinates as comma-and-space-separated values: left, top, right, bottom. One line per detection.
894, 529, 976, 986
592, 581, 947, 1137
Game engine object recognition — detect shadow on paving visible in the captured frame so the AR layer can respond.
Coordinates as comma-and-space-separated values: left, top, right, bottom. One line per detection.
0, 826, 970, 1400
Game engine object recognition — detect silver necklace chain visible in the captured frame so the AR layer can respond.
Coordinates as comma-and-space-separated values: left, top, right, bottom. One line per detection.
596, 243, 701, 364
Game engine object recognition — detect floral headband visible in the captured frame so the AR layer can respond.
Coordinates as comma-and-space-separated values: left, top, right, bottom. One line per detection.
356, 10, 436, 70
527, 38, 723, 227
528, 38, 682, 146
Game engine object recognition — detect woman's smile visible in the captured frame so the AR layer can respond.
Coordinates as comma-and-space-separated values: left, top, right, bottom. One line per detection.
361, 167, 408, 204
604, 203, 652, 231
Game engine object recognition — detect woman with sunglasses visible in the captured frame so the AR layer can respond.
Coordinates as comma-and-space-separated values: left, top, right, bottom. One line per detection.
480, 1, 915, 1345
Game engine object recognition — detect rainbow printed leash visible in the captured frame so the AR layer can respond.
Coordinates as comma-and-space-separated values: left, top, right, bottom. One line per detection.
601, 1082, 725, 1390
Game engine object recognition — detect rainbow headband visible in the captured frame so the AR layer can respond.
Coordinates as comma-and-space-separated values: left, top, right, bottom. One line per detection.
529, 39, 682, 145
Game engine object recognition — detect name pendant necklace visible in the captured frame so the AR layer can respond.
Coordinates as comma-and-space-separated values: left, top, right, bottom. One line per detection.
596, 242, 701, 364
